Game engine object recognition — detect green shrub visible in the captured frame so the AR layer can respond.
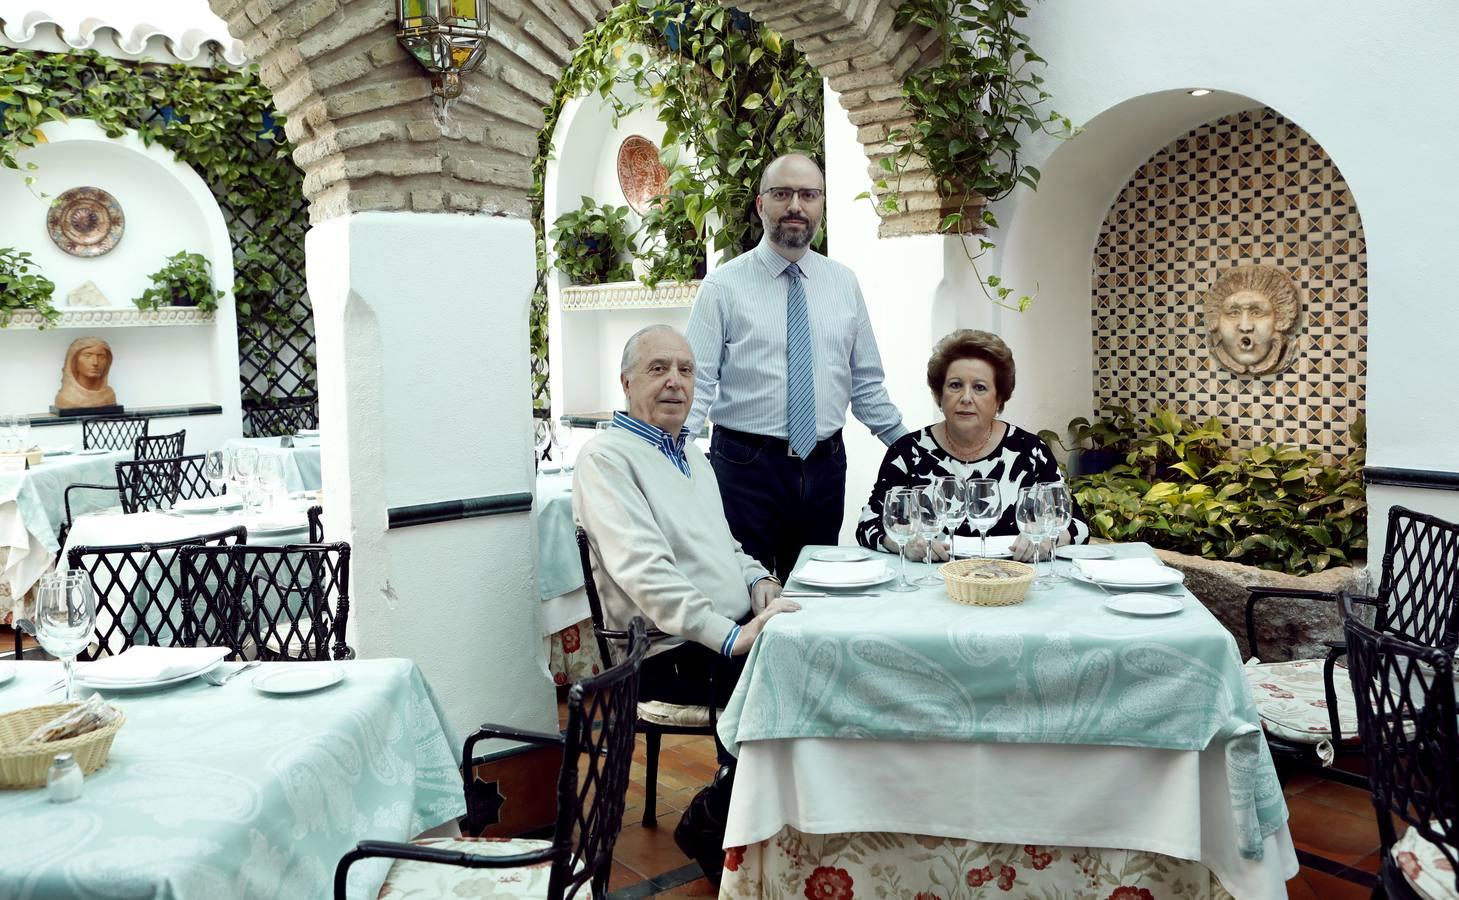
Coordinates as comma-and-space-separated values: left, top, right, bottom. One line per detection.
1070, 410, 1366, 575
0, 247, 58, 327
135, 251, 224, 312
549, 199, 635, 286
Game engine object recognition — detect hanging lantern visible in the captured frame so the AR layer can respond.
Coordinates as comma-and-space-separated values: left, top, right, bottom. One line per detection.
396, 0, 490, 100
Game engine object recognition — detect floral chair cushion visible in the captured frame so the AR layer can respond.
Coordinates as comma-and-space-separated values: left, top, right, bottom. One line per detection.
1244, 658, 1358, 755
377, 836, 554, 899
1393, 824, 1459, 900
637, 700, 713, 727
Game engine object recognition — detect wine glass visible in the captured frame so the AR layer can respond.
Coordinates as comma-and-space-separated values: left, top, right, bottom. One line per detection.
36, 571, 96, 702
533, 419, 553, 466
914, 486, 947, 585
931, 475, 967, 559
0, 414, 14, 453
881, 487, 919, 593
256, 453, 286, 512
554, 417, 575, 473
204, 450, 229, 511
14, 414, 30, 452
1039, 482, 1073, 583
966, 479, 1001, 559
1015, 486, 1051, 590
232, 447, 259, 512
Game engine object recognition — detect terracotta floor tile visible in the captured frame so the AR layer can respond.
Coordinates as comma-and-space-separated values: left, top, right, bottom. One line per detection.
608, 861, 646, 891
1299, 866, 1373, 899
610, 820, 691, 878
659, 876, 718, 896
1286, 794, 1382, 865
1284, 872, 1318, 900
1280, 769, 1323, 797
1351, 850, 1383, 874
1301, 779, 1379, 819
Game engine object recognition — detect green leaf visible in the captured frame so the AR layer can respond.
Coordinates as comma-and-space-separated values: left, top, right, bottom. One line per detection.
741, 93, 763, 110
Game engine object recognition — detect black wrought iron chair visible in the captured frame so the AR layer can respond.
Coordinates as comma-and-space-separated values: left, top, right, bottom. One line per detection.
1343, 597, 1459, 900
81, 415, 148, 451
307, 505, 324, 543
178, 543, 353, 661
576, 525, 720, 827
244, 396, 318, 438
134, 429, 186, 460
115, 455, 225, 513
1244, 505, 1459, 781
334, 619, 648, 900
68, 526, 248, 660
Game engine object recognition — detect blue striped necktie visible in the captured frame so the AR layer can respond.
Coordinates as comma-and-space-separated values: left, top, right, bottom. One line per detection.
784, 262, 817, 459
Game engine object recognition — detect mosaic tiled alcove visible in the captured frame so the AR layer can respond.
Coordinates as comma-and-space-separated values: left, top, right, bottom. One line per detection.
1092, 107, 1366, 461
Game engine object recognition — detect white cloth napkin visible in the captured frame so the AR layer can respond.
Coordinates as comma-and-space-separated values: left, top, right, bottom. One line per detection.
172, 495, 239, 512
1073, 558, 1171, 585
79, 646, 228, 685
951, 534, 1017, 558
792, 559, 890, 585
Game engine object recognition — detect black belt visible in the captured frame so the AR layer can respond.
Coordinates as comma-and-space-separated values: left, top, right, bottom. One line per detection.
714, 426, 843, 461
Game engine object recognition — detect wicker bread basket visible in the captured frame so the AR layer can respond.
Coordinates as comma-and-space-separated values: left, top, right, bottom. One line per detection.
938, 558, 1036, 606
0, 703, 126, 789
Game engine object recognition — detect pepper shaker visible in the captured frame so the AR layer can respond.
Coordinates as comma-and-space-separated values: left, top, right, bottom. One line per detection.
46, 752, 83, 803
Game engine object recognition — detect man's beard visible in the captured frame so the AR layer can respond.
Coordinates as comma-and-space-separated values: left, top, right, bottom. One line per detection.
771, 216, 813, 249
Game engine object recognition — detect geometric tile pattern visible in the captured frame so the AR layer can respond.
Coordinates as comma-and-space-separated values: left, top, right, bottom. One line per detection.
1093, 107, 1367, 461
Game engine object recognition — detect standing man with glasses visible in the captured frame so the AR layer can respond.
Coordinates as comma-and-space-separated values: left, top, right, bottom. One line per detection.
685, 153, 907, 578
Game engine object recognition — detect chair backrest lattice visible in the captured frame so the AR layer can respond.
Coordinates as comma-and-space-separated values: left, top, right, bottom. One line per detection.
82, 415, 148, 451
244, 396, 318, 438
68, 526, 248, 659
307, 505, 324, 544
548, 618, 648, 900
116, 455, 224, 513
1374, 506, 1459, 648
1344, 601, 1459, 896
135, 430, 186, 461
179, 543, 352, 662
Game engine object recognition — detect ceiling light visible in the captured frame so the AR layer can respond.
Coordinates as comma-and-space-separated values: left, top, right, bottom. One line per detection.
1188, 89, 1213, 97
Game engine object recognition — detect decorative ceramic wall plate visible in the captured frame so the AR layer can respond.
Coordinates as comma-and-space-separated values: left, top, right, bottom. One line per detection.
47, 186, 125, 257
616, 135, 668, 215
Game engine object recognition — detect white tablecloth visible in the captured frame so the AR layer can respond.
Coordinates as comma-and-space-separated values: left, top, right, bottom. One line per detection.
63, 506, 312, 560
1, 451, 130, 613
222, 437, 322, 493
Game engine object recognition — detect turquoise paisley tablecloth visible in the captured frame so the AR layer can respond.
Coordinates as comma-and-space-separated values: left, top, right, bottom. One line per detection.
0, 658, 465, 900
717, 543, 1284, 860
536, 470, 582, 601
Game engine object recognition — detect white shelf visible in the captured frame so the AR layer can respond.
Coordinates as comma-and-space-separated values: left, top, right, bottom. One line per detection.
561, 280, 701, 311
2, 307, 216, 330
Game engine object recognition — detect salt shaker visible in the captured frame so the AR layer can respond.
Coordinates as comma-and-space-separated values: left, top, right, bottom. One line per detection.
46, 752, 83, 803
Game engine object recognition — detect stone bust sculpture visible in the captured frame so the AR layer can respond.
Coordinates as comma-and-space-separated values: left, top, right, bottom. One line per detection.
1203, 265, 1302, 376
54, 336, 118, 410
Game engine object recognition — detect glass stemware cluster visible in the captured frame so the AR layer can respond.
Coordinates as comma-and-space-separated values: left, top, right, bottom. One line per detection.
0, 413, 32, 453
1015, 482, 1073, 589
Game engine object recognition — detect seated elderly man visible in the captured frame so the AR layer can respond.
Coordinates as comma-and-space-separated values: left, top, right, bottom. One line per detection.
573, 324, 798, 880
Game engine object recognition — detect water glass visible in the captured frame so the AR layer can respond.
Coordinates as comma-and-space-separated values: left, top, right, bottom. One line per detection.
881, 487, 920, 592
256, 453, 286, 512
1015, 486, 1051, 589
204, 450, 229, 510
14, 414, 30, 451
914, 486, 947, 585
232, 447, 260, 512
966, 478, 1001, 559
0, 413, 14, 452
932, 475, 967, 558
533, 420, 553, 464
1039, 482, 1073, 582
554, 417, 575, 473
36, 571, 96, 701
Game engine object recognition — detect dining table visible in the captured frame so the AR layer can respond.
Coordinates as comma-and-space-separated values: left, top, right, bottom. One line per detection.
0, 657, 465, 900
716, 542, 1298, 899
2, 449, 131, 623
223, 436, 323, 493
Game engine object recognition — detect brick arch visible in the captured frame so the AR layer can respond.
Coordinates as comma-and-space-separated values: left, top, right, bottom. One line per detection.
209, 0, 962, 233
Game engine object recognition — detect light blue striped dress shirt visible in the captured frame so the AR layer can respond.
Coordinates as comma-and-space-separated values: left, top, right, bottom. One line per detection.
684, 240, 907, 445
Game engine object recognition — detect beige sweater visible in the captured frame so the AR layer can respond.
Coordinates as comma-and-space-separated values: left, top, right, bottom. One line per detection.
572, 429, 766, 656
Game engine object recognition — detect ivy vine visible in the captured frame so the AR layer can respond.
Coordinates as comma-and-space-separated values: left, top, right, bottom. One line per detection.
0, 48, 310, 402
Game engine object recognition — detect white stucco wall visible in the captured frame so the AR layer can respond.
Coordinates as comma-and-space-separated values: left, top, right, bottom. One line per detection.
306, 211, 555, 740
0, 119, 241, 449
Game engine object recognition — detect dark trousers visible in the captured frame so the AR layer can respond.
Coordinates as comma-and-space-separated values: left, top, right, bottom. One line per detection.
641, 637, 747, 765
710, 427, 847, 580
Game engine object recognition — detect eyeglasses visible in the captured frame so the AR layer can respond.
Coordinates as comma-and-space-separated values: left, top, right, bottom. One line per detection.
761, 187, 824, 204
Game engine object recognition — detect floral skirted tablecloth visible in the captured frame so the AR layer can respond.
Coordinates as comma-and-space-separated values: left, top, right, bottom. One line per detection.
546, 618, 604, 686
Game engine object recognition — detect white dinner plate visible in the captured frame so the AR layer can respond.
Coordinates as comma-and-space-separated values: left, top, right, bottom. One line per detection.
1056, 544, 1115, 560
809, 547, 871, 563
76, 447, 113, 456
1072, 568, 1186, 590
173, 495, 244, 514
791, 564, 895, 590
253, 664, 344, 695
951, 534, 1016, 559
42, 445, 74, 456
77, 658, 223, 691
249, 520, 308, 536
1104, 592, 1185, 616
0, 662, 15, 686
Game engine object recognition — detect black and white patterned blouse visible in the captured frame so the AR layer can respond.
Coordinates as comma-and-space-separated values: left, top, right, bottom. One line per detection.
855, 423, 1090, 550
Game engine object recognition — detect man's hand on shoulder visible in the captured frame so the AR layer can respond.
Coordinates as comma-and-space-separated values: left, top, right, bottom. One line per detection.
751, 576, 783, 614
731, 597, 800, 655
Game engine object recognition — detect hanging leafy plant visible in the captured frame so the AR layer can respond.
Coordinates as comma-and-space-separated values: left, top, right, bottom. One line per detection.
0, 247, 59, 327
134, 251, 225, 312
549, 199, 637, 285
872, 0, 1077, 311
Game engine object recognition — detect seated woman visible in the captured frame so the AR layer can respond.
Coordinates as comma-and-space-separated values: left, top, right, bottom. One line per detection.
856, 329, 1089, 562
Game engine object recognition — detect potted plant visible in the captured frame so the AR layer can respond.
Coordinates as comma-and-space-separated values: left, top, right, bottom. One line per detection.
1039, 404, 1141, 479
134, 251, 224, 311
0, 247, 59, 327
548, 198, 636, 286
